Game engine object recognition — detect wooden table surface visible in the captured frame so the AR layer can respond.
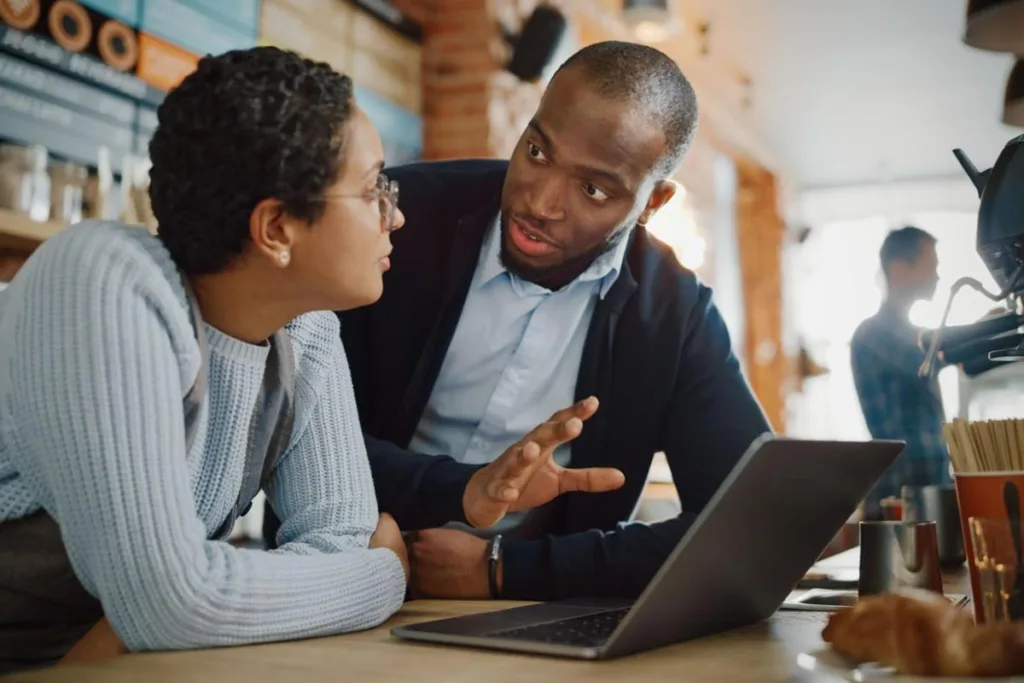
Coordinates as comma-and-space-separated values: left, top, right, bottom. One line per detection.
5, 548, 971, 683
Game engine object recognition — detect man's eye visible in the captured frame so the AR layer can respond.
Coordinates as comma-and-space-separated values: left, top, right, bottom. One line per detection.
527, 142, 545, 161
583, 183, 609, 202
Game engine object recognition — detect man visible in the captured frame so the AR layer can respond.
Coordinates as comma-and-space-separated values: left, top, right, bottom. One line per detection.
339, 41, 772, 601
851, 226, 951, 520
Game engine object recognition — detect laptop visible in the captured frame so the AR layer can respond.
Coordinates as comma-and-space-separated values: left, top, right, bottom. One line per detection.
391, 434, 903, 660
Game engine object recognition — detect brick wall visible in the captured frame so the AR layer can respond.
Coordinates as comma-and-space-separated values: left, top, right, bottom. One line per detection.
405, 0, 562, 160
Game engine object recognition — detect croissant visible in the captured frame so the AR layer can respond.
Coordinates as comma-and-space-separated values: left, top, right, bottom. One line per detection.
822, 589, 1024, 677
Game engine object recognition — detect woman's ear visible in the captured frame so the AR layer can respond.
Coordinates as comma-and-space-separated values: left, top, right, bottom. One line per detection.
638, 180, 678, 226
249, 199, 298, 267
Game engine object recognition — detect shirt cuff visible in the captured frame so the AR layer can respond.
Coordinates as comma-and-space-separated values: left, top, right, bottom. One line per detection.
498, 537, 548, 601
419, 458, 482, 526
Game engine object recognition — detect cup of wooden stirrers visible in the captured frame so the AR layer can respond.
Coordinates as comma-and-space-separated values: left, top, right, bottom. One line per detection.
943, 418, 1024, 623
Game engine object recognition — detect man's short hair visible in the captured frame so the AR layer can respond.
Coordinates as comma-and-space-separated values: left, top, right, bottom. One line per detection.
879, 226, 936, 273
554, 41, 698, 179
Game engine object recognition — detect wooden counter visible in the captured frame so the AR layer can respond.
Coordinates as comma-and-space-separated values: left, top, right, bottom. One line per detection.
7, 601, 834, 683
5, 548, 972, 683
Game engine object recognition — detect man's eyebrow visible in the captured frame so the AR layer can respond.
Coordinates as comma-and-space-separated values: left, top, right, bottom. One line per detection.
527, 120, 628, 190
580, 164, 627, 191
527, 119, 553, 149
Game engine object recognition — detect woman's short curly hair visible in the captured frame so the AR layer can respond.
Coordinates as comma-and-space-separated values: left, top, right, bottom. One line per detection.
149, 46, 354, 275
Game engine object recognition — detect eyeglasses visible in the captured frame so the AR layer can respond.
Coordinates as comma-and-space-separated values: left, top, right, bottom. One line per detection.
318, 174, 400, 233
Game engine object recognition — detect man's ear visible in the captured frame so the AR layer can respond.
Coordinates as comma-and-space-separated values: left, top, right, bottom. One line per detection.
249, 198, 298, 266
638, 180, 678, 226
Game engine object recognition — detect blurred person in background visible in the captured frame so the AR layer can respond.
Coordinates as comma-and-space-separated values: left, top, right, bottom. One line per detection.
851, 226, 950, 520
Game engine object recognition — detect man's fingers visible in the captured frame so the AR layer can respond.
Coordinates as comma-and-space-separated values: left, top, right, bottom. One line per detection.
548, 396, 599, 424
477, 397, 600, 511
525, 396, 597, 450
488, 441, 540, 500
526, 415, 584, 451
557, 467, 626, 494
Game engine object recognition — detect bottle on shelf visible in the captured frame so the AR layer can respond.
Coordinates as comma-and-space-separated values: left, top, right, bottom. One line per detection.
0, 143, 52, 223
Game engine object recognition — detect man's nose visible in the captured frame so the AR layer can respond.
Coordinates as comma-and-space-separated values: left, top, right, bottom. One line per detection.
525, 176, 567, 221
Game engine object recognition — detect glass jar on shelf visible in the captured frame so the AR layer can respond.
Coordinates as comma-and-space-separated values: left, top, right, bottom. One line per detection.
0, 143, 51, 222
49, 160, 88, 225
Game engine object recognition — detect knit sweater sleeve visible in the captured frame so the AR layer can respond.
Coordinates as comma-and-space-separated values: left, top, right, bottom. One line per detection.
262, 312, 407, 602
3, 226, 405, 652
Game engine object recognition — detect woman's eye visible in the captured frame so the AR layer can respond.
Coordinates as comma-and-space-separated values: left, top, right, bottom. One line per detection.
583, 183, 609, 202
527, 142, 545, 161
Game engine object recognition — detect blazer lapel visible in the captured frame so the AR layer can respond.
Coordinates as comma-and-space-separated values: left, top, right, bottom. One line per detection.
571, 234, 639, 469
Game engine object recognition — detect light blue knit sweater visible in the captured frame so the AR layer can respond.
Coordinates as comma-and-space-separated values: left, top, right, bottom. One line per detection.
0, 221, 406, 651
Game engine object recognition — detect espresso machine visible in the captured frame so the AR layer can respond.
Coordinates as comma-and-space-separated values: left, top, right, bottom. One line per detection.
919, 134, 1024, 377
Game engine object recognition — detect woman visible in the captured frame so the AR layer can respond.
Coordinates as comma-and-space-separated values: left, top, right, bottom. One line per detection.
0, 46, 415, 671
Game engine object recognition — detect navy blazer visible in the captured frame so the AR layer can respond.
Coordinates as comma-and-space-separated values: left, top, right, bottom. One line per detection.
343, 159, 772, 600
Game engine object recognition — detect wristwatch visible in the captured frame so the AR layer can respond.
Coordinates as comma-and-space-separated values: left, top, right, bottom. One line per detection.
487, 534, 503, 598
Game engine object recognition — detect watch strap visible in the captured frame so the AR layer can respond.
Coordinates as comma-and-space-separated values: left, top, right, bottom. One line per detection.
487, 533, 503, 598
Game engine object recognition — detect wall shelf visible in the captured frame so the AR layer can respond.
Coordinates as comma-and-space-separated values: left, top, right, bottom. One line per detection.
0, 208, 67, 253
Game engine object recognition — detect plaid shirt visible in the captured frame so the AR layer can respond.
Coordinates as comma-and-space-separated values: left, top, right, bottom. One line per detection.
850, 304, 952, 517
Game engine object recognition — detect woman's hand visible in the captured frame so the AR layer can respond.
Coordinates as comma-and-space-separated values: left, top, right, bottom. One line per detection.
59, 618, 127, 666
461, 397, 626, 529
370, 512, 410, 581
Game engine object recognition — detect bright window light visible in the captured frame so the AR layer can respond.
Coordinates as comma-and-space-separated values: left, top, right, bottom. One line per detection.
645, 185, 706, 271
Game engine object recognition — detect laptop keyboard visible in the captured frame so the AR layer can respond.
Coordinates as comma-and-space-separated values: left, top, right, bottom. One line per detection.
488, 608, 630, 647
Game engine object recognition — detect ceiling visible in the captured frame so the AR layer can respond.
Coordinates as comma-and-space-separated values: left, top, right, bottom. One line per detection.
654, 0, 1022, 191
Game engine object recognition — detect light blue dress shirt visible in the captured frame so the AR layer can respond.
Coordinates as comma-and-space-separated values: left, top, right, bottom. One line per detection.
409, 217, 629, 468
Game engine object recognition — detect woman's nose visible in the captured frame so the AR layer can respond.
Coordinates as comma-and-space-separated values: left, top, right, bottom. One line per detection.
390, 207, 406, 232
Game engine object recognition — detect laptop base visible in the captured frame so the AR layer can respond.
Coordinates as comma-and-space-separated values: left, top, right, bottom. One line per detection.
392, 598, 633, 659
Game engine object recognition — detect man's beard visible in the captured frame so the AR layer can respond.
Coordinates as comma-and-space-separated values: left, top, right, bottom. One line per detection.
498, 215, 630, 292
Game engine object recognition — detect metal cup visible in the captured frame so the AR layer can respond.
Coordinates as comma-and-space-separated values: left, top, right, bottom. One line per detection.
858, 521, 944, 596
901, 484, 966, 568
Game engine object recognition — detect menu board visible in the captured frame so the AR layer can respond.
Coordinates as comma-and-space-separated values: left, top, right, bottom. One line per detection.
0, 0, 422, 171
0, 0, 265, 169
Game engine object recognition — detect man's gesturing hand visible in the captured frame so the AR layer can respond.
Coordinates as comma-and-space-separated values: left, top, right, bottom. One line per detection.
461, 396, 626, 529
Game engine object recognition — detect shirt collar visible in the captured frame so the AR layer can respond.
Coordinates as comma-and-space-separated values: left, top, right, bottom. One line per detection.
475, 215, 629, 299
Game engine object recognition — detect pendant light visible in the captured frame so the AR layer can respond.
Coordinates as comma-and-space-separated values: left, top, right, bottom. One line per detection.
1005, 60, 1024, 128
623, 0, 673, 43
963, 0, 1024, 54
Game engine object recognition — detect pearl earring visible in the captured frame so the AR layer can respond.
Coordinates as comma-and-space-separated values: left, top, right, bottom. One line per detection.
277, 250, 290, 266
